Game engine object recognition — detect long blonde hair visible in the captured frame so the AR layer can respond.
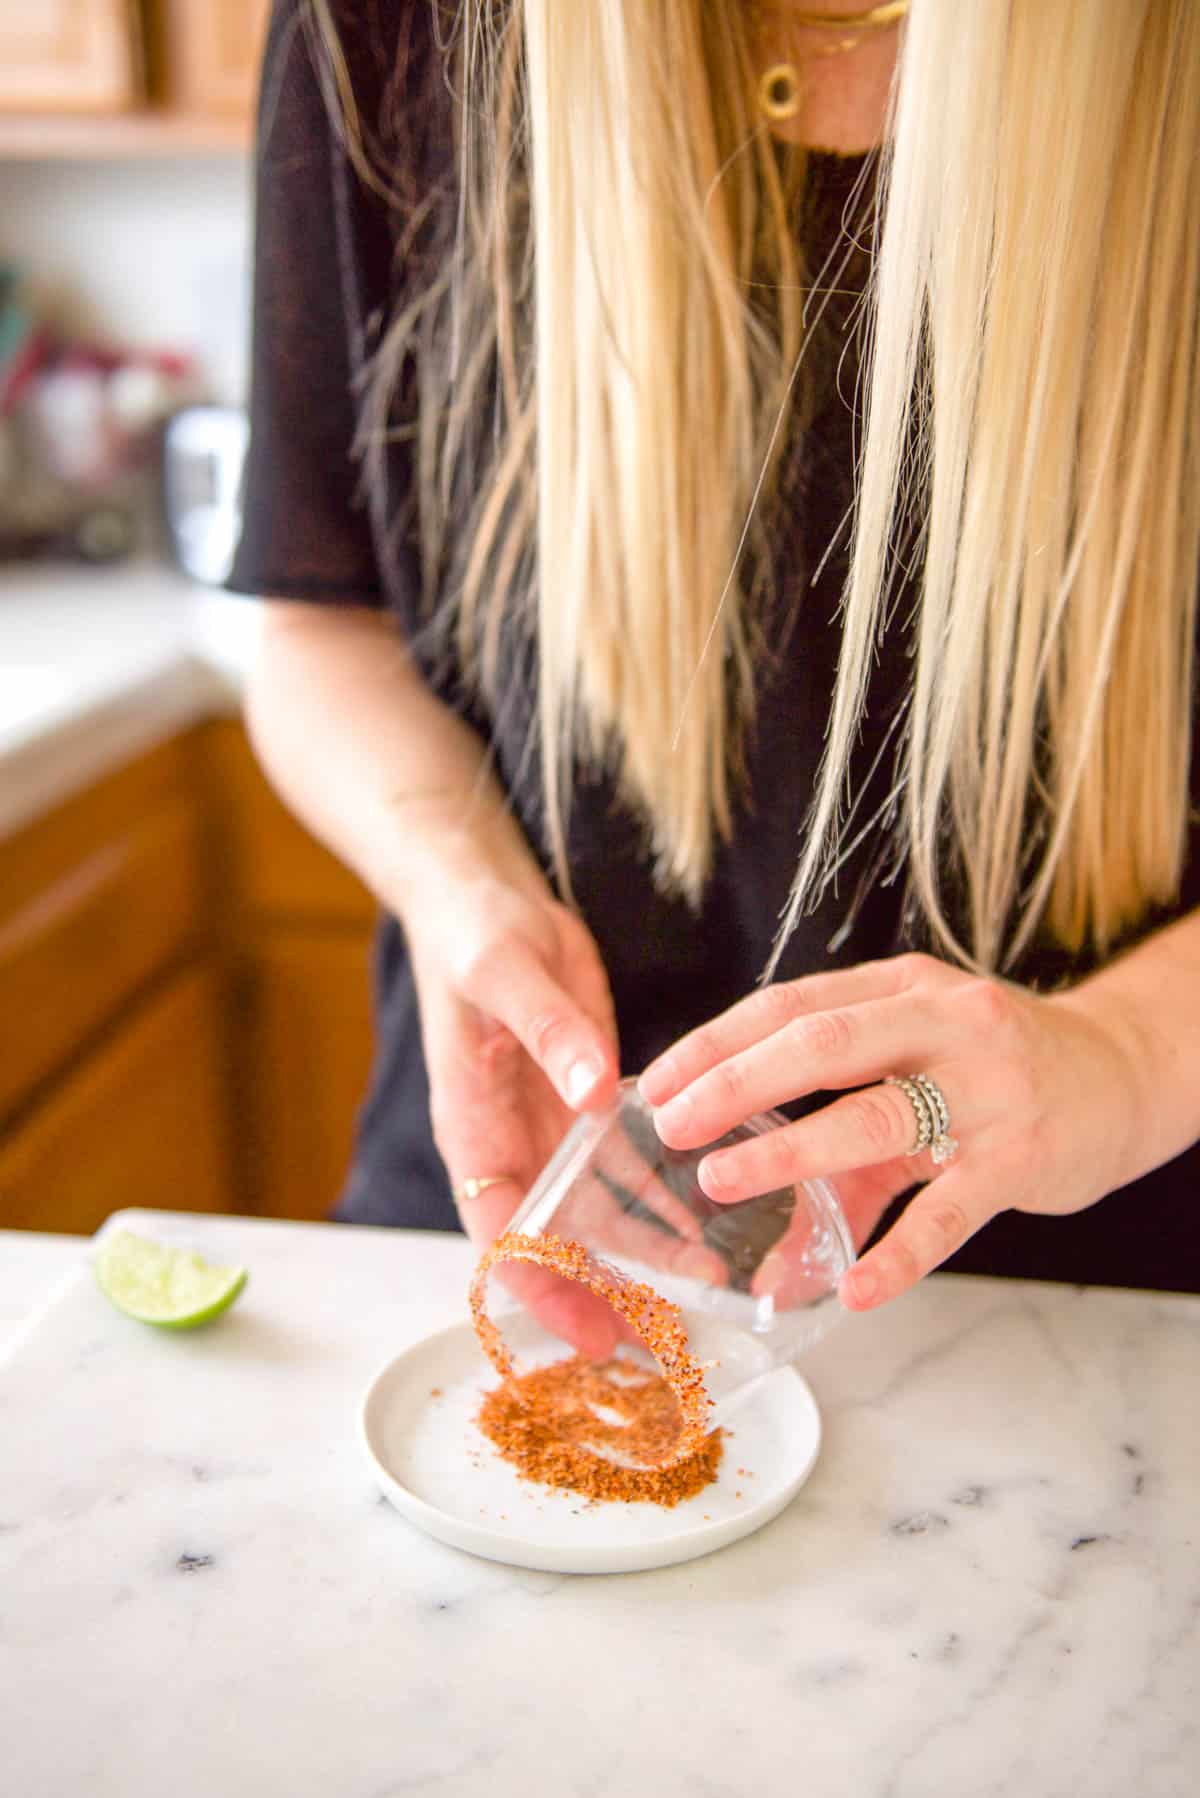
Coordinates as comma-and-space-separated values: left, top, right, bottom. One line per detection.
318, 0, 1200, 973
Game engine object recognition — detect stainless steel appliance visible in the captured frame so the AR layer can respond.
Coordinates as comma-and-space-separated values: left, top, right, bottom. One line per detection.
162, 404, 248, 585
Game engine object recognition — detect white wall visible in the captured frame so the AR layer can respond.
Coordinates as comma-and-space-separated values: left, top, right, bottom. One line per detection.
0, 155, 253, 405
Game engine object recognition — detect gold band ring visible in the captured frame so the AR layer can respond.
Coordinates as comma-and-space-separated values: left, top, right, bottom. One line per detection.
455, 1175, 519, 1206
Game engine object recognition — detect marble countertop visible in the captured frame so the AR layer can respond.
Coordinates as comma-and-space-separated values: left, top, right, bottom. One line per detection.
0, 1227, 82, 1347
0, 559, 259, 838
2, 1210, 1196, 1797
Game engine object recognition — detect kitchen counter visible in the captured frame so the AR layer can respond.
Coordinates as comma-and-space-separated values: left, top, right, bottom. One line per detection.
0, 559, 259, 838
2, 1210, 1197, 1797
0, 1227, 82, 1347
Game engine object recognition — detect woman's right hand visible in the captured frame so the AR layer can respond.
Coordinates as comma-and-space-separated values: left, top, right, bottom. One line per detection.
400, 839, 626, 1353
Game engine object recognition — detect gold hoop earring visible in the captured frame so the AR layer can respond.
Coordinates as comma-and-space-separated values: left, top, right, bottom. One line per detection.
758, 61, 802, 123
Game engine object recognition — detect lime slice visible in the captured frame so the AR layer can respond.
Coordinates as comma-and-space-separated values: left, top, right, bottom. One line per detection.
94, 1230, 247, 1329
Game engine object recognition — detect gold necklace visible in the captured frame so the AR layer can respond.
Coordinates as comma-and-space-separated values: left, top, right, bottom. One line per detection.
754, 1, 909, 124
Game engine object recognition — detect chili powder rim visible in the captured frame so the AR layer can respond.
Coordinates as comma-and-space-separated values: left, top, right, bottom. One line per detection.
469, 1230, 714, 1471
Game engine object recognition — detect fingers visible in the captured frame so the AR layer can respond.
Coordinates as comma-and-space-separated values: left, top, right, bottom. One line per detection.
696, 1070, 961, 1201
652, 990, 941, 1152
423, 990, 547, 1198
492, 1259, 627, 1360
639, 957, 929, 1108
558, 909, 621, 1073
414, 898, 628, 1356
839, 1169, 995, 1311
749, 1160, 912, 1308
465, 933, 618, 1113
454, 1173, 526, 1251
581, 1178, 731, 1287
592, 1166, 706, 1243
476, 1197, 718, 1359
458, 1177, 630, 1358
458, 1148, 728, 1357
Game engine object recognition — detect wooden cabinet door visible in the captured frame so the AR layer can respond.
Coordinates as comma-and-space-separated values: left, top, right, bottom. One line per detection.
0, 1, 142, 112
0, 964, 234, 1235
202, 719, 376, 927
234, 931, 374, 1222
0, 798, 207, 1122
154, 0, 270, 116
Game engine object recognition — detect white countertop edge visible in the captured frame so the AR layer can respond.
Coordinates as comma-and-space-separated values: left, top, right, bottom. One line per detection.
0, 1230, 86, 1359
3, 1213, 1197, 1365
0, 652, 238, 838
0, 564, 260, 839
0, 1219, 471, 1360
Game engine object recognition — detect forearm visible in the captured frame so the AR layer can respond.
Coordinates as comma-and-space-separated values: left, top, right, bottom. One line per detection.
1055, 906, 1200, 1184
245, 601, 540, 920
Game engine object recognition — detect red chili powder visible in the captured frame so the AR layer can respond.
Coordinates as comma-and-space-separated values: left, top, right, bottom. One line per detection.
469, 1231, 724, 1507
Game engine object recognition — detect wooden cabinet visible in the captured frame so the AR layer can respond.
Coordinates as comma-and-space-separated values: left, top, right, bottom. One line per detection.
0, 730, 231, 1233
0, 719, 376, 1232
234, 933, 374, 1223
0, 964, 233, 1234
0, 0, 270, 155
152, 0, 270, 119
0, 1, 143, 113
0, 794, 206, 1120
0, 731, 214, 1121
206, 718, 376, 1220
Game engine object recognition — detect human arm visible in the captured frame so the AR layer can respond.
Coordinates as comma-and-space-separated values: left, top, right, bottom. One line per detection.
245, 600, 625, 1349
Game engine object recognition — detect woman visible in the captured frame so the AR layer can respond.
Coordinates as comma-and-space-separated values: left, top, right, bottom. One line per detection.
235, 0, 1200, 1312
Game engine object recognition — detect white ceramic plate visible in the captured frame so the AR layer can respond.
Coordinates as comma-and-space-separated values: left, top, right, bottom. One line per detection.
360, 1317, 821, 1574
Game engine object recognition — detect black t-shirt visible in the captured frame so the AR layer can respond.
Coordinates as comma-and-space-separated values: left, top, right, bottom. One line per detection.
232, 0, 1199, 1292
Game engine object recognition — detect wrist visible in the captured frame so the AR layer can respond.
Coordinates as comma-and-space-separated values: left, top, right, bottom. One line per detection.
377, 787, 545, 924
1050, 976, 1166, 1190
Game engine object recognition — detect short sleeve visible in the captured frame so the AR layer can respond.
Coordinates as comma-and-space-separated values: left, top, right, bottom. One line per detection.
229, 0, 397, 607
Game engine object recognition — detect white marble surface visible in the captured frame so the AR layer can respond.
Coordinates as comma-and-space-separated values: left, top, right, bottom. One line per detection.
0, 1228, 82, 1348
0, 559, 259, 837
1, 1208, 1197, 1798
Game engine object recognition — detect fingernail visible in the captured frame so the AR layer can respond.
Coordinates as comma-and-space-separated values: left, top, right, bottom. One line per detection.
564, 1057, 602, 1107
847, 1267, 878, 1308
699, 1154, 730, 1195
638, 1055, 674, 1103
655, 1091, 692, 1140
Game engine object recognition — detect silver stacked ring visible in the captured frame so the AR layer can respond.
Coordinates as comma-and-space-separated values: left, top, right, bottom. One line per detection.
886, 1073, 959, 1166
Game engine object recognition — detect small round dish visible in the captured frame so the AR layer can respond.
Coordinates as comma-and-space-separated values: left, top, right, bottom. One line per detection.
360, 1315, 821, 1575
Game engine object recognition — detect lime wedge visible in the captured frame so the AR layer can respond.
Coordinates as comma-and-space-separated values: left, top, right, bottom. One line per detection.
94, 1230, 247, 1329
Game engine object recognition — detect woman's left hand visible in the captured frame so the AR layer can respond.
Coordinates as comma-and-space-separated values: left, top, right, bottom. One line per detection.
638, 952, 1153, 1312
